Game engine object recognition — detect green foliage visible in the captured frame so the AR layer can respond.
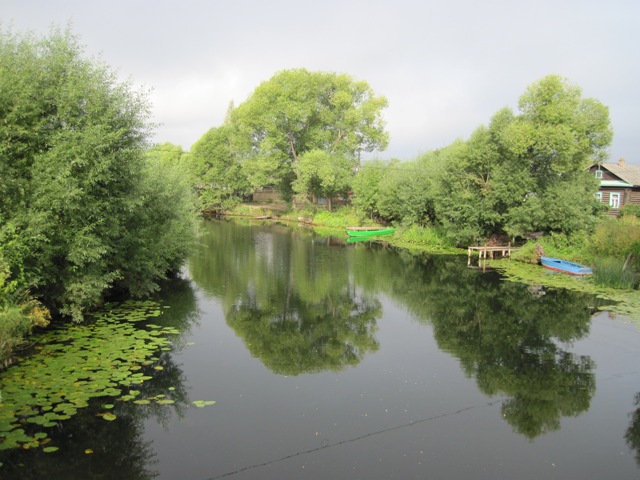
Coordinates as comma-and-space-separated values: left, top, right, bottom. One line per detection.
619, 203, 640, 219
293, 149, 353, 211
392, 224, 456, 252
231, 68, 389, 196
516, 232, 589, 261
351, 159, 386, 218
0, 261, 51, 363
311, 207, 364, 229
188, 125, 251, 211
353, 154, 440, 226
589, 216, 640, 260
432, 76, 611, 243
0, 27, 195, 325
376, 159, 436, 225
114, 152, 198, 298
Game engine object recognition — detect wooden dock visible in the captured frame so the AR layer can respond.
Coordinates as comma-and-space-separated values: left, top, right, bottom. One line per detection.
467, 244, 518, 265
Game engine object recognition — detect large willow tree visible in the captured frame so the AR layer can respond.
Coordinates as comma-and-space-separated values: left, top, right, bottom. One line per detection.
0, 27, 195, 331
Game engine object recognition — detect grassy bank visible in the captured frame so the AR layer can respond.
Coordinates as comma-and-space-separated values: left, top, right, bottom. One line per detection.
227, 203, 640, 319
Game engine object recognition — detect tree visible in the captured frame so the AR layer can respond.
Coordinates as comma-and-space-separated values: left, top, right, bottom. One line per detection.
376, 158, 438, 226
231, 69, 389, 199
500, 75, 610, 237
0, 27, 195, 325
434, 75, 611, 244
352, 159, 387, 219
189, 125, 251, 211
146, 142, 189, 166
292, 149, 353, 211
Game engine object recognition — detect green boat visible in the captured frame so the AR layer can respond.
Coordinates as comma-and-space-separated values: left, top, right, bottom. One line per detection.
346, 227, 395, 237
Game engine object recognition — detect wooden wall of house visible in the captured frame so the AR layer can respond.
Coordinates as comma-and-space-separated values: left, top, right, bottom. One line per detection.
598, 187, 625, 216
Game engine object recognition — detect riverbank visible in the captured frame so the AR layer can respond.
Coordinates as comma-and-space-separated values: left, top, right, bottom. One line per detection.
223, 203, 640, 320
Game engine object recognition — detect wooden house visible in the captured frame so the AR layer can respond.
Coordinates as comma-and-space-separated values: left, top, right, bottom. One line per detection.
589, 158, 640, 216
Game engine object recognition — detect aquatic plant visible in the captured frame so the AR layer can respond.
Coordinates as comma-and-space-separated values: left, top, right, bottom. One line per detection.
0, 300, 185, 451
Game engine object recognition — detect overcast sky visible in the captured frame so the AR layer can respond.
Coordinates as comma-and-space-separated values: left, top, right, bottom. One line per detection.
3, 0, 639, 165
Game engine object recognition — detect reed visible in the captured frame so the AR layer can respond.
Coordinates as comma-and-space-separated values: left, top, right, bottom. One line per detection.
592, 256, 638, 290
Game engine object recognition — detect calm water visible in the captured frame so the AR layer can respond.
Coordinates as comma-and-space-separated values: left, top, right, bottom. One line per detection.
3, 219, 640, 479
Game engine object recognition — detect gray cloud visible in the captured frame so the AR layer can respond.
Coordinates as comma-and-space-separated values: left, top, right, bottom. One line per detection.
3, 0, 638, 164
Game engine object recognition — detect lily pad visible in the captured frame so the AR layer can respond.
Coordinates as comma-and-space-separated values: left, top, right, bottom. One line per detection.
0, 300, 180, 452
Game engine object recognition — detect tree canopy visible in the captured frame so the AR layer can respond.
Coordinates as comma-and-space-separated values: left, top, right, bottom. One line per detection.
0, 27, 196, 330
355, 75, 612, 244
230, 68, 389, 201
189, 125, 251, 211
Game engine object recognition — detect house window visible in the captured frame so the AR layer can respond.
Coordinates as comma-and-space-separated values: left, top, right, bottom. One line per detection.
595, 192, 603, 203
595, 170, 603, 179
610, 192, 621, 209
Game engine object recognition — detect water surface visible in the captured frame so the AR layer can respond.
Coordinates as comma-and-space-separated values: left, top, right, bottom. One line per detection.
2, 220, 640, 479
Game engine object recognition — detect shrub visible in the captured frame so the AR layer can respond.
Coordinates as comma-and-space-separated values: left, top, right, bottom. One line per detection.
590, 216, 640, 261
619, 203, 640, 219
397, 224, 455, 250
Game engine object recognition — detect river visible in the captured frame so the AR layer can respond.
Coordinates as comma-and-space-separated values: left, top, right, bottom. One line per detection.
2, 219, 640, 479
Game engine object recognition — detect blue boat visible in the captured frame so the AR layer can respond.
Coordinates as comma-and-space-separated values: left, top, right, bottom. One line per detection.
540, 256, 593, 275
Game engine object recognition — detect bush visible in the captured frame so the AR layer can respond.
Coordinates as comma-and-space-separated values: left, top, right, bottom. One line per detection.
396, 224, 455, 250
590, 216, 640, 264
619, 203, 640, 219
0, 264, 50, 364
312, 207, 367, 229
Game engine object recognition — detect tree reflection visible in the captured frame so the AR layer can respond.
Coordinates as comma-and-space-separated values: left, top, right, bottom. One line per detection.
189, 220, 601, 439
228, 291, 380, 375
189, 221, 380, 375
625, 392, 640, 465
378, 252, 597, 439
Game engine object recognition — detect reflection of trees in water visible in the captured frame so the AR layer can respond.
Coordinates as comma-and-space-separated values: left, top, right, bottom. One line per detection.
352, 247, 598, 439
189, 220, 601, 439
228, 291, 380, 375
1, 400, 159, 480
625, 392, 640, 465
189, 220, 380, 375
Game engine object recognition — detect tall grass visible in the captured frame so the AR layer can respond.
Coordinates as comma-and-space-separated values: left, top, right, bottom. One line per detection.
312, 207, 371, 229
395, 224, 456, 251
592, 256, 638, 289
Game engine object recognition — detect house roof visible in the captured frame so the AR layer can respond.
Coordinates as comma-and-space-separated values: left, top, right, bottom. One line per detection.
596, 161, 640, 187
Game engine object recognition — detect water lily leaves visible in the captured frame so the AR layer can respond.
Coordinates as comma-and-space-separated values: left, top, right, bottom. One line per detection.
43, 446, 59, 453
192, 400, 216, 408
0, 300, 180, 452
